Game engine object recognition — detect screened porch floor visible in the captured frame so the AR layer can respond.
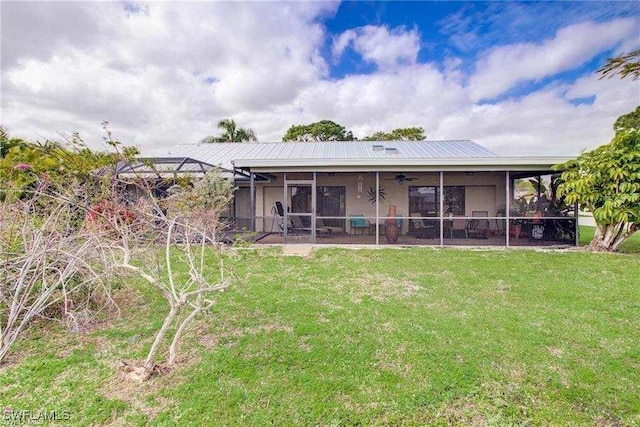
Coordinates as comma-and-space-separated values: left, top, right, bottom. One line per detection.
252, 232, 571, 247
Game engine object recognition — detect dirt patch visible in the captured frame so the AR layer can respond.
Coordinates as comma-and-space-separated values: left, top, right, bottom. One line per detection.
298, 340, 313, 352
214, 322, 294, 340
337, 273, 421, 303
0, 351, 32, 372
198, 334, 219, 349
374, 358, 412, 379
282, 245, 314, 257
102, 363, 180, 420
196, 321, 293, 350
547, 347, 564, 358
436, 399, 487, 426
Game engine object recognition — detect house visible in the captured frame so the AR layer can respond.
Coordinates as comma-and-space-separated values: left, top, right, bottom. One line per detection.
119, 140, 578, 247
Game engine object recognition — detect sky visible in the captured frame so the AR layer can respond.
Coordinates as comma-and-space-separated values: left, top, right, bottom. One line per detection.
1, 1, 639, 156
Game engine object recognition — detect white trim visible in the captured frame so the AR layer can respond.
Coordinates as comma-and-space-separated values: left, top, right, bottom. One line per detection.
506, 171, 511, 247
375, 172, 379, 246
238, 157, 572, 173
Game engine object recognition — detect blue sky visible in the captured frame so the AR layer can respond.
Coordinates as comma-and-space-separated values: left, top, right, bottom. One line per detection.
1, 1, 638, 155
327, 2, 637, 94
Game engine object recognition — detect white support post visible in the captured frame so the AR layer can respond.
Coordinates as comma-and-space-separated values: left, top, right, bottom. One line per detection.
312, 172, 317, 245
506, 171, 510, 248
250, 170, 255, 232
283, 173, 287, 243
375, 172, 380, 246
439, 171, 444, 247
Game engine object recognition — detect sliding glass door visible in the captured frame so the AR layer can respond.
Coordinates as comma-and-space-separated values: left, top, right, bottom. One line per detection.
284, 176, 316, 244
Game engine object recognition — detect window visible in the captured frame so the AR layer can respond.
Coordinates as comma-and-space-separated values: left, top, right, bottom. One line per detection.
444, 186, 465, 216
409, 186, 438, 217
317, 186, 346, 228
290, 186, 312, 214
408, 186, 465, 216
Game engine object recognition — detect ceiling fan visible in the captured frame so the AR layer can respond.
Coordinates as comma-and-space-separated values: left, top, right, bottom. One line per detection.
385, 174, 419, 184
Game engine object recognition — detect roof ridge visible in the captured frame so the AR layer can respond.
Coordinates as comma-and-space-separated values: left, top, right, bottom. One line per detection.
175, 139, 477, 146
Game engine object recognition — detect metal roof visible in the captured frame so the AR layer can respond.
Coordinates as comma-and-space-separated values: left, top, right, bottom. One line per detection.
149, 141, 571, 172
154, 140, 493, 166
115, 157, 222, 177
115, 157, 271, 181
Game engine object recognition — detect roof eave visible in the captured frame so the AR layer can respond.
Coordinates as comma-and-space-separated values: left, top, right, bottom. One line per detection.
234, 156, 574, 172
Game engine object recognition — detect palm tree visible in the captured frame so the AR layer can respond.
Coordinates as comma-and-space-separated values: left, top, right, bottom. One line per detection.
201, 119, 257, 143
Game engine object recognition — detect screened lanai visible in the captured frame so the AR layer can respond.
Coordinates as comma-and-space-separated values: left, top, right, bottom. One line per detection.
138, 141, 579, 247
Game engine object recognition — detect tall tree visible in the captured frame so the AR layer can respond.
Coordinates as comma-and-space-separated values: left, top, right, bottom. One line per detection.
598, 48, 640, 80
553, 107, 639, 252
363, 127, 425, 141
201, 119, 257, 143
282, 120, 354, 142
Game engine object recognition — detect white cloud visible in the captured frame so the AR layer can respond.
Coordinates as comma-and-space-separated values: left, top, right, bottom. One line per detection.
0, 1, 118, 68
291, 64, 467, 138
469, 18, 639, 101
1, 2, 637, 160
436, 75, 639, 155
1, 1, 339, 148
332, 30, 357, 59
332, 25, 421, 69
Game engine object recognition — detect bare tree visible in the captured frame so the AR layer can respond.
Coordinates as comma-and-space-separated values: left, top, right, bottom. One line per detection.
84, 169, 236, 381
109, 216, 230, 381
1, 160, 236, 377
0, 181, 118, 365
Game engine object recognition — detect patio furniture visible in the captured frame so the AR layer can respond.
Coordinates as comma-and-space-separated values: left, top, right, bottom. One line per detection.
349, 214, 372, 235
529, 211, 544, 243
289, 215, 308, 235
290, 215, 329, 235
467, 211, 490, 239
270, 201, 286, 233
317, 218, 343, 234
449, 218, 469, 239
410, 212, 436, 238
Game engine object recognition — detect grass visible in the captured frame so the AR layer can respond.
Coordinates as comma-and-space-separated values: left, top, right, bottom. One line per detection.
1, 230, 639, 425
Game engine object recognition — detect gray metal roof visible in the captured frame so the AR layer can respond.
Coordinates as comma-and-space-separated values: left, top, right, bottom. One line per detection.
147, 140, 573, 172
152, 140, 498, 170
114, 156, 273, 181
116, 157, 222, 176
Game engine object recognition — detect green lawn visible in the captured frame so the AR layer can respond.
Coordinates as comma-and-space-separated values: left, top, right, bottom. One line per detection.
1, 232, 639, 425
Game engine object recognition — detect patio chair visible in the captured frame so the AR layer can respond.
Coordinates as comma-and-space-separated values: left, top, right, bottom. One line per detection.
467, 211, 490, 239
317, 218, 343, 234
449, 217, 469, 239
289, 215, 310, 235
289, 215, 330, 236
410, 212, 435, 239
349, 214, 372, 235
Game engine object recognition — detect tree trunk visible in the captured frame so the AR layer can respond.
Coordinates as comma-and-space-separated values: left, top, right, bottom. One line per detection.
0, 333, 16, 365
587, 237, 614, 252
167, 306, 202, 366
587, 223, 636, 252
144, 304, 179, 370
